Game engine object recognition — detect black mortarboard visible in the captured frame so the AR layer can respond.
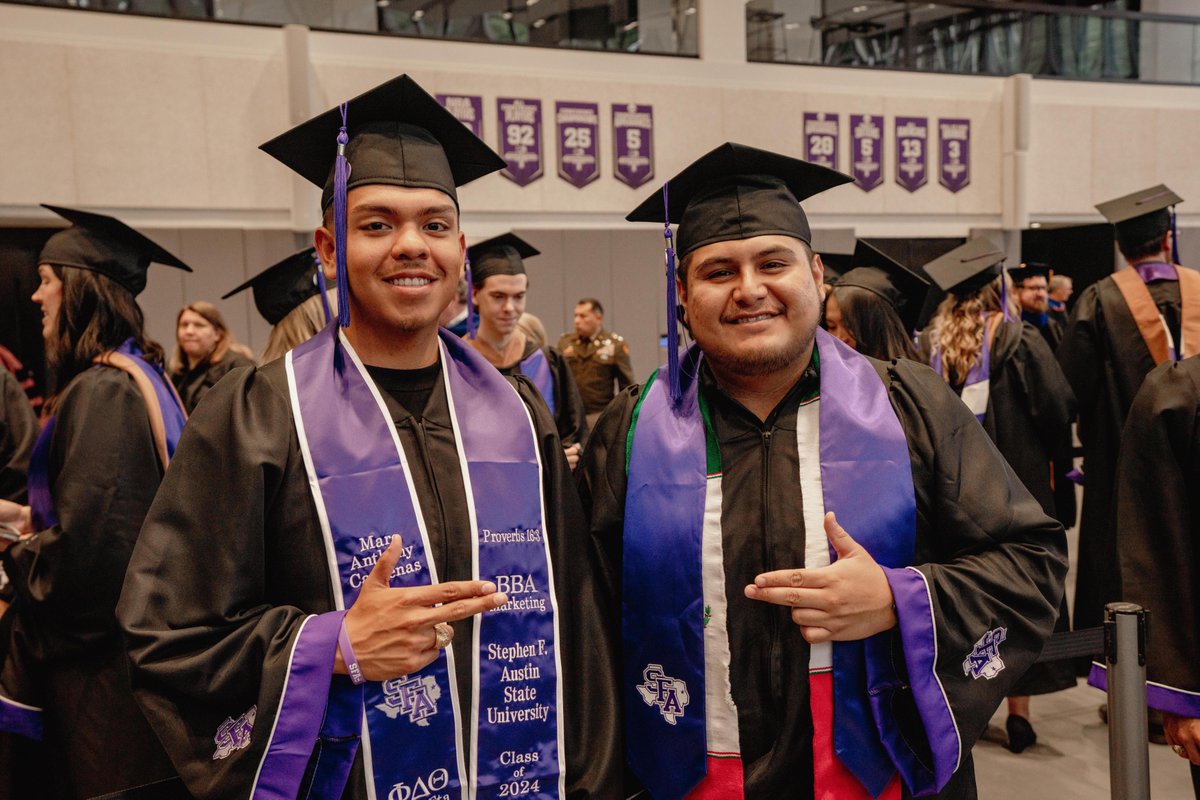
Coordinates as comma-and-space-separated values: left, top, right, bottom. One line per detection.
222, 248, 326, 325
37, 205, 191, 297
922, 237, 1007, 296
1007, 261, 1050, 286
259, 74, 505, 211
467, 234, 540, 287
625, 142, 854, 258
1096, 184, 1182, 254
835, 240, 931, 332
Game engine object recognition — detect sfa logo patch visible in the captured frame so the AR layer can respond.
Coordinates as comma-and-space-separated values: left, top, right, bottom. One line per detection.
377, 675, 442, 726
637, 663, 689, 725
212, 705, 256, 760
963, 627, 1008, 680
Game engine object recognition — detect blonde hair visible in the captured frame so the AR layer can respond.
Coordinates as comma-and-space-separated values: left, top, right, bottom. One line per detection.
930, 274, 1018, 381
170, 301, 248, 374
517, 312, 548, 351
261, 288, 338, 363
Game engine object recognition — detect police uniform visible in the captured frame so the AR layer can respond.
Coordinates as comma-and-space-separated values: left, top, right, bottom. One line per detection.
558, 328, 635, 422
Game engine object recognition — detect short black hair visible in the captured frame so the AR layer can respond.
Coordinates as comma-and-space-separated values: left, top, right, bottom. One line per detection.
1115, 209, 1171, 261
576, 297, 604, 315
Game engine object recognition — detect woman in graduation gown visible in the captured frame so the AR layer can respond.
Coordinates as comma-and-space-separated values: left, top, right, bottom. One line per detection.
823, 240, 929, 363
1103, 355, 1200, 796
169, 301, 254, 413
918, 239, 1077, 753
0, 206, 188, 798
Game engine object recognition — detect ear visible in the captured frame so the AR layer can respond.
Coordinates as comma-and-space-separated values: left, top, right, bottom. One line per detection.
809, 251, 826, 289
313, 226, 336, 282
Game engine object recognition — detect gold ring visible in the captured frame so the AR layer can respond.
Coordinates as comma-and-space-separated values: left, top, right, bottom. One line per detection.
434, 623, 453, 650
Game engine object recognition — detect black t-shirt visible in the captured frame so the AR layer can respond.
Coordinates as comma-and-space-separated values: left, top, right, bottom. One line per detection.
365, 362, 441, 419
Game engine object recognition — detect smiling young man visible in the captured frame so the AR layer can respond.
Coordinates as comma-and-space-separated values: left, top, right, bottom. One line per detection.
465, 234, 588, 466
578, 143, 1067, 799
118, 75, 619, 800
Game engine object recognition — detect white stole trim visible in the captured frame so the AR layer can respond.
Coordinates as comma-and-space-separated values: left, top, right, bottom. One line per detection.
796, 398, 832, 672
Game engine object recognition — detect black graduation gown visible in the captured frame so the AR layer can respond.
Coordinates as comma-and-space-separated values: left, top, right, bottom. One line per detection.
0, 367, 177, 799
118, 357, 621, 800
0, 369, 37, 504
496, 338, 589, 449
1057, 275, 1184, 631
578, 356, 1068, 800
919, 322, 1077, 695
1115, 356, 1200, 707
169, 351, 254, 414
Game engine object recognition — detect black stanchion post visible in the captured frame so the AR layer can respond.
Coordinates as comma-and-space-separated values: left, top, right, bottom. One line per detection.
1104, 602, 1150, 800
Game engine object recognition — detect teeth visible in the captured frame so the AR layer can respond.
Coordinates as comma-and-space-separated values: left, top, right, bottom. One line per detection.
386, 277, 432, 287
735, 314, 773, 324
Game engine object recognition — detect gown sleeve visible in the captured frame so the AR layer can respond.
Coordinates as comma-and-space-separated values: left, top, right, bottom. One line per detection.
874, 359, 1069, 793
0, 370, 37, 505
1111, 358, 1200, 716
117, 365, 333, 800
510, 376, 622, 799
1057, 284, 1103, 439
547, 347, 590, 449
1012, 324, 1077, 464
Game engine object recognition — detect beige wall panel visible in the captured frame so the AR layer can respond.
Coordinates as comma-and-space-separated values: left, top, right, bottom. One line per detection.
177, 230, 251, 358
0, 42, 78, 205
201, 55, 292, 210
1091, 106, 1158, 204
1029, 103, 1093, 216
516, 230, 568, 342
1155, 108, 1200, 209
238, 229, 308, 355
719, 87, 807, 158
138, 228, 187, 352
67, 47, 212, 208
560, 230, 613, 330
955, 99, 1002, 216
608, 228, 665, 380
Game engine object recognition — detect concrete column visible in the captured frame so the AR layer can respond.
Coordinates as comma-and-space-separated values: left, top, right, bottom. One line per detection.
697, 0, 747, 63
282, 24, 321, 232
1001, 73, 1032, 231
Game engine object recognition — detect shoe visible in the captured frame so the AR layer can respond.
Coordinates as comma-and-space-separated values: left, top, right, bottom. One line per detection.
1007, 715, 1037, 753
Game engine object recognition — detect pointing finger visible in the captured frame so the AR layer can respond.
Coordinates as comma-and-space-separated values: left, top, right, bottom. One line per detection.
391, 579, 499, 608
417, 592, 510, 626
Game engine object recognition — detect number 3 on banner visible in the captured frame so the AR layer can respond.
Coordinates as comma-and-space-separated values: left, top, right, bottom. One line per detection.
564, 127, 592, 150
507, 124, 535, 147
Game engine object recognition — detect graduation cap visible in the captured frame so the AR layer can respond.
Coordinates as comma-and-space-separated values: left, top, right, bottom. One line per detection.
222, 248, 329, 326
834, 240, 930, 332
259, 74, 506, 327
626, 143, 852, 408
922, 237, 1007, 297
467, 233, 540, 287
1007, 261, 1050, 287
817, 251, 852, 283
37, 205, 191, 297
1095, 184, 1182, 261
626, 142, 854, 258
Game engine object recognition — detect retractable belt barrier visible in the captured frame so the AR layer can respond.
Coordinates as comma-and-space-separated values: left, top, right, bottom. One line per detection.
1030, 604, 1151, 800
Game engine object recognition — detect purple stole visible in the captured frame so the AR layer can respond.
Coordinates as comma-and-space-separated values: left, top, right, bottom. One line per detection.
264, 324, 563, 800
623, 330, 960, 799
518, 348, 555, 416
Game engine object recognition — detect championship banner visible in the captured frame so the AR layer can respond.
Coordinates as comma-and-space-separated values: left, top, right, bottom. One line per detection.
895, 116, 929, 192
497, 97, 544, 187
850, 114, 883, 192
803, 112, 839, 171
612, 103, 654, 189
556, 101, 600, 188
436, 94, 483, 138
938, 118, 971, 193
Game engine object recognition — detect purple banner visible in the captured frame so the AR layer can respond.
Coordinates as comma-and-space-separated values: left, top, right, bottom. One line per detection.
850, 114, 884, 192
612, 103, 654, 189
938, 118, 971, 193
803, 112, 839, 170
895, 116, 929, 193
436, 94, 483, 139
497, 97, 544, 187
556, 101, 600, 188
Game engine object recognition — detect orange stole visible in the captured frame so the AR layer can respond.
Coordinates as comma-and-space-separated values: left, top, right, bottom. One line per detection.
1111, 265, 1200, 365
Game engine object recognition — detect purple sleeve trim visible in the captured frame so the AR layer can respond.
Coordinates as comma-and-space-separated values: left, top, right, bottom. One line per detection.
880, 566, 961, 794
251, 611, 347, 800
0, 693, 43, 741
1088, 663, 1200, 718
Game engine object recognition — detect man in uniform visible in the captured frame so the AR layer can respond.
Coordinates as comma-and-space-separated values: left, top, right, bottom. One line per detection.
1057, 184, 1200, 633
580, 142, 1067, 799
118, 75, 619, 800
559, 298, 634, 427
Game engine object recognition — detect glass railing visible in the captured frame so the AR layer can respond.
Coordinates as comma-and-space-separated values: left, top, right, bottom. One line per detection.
748, 0, 1200, 85
6, 0, 700, 57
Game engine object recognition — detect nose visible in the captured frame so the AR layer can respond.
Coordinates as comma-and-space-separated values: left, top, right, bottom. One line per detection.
391, 222, 429, 261
731, 269, 768, 304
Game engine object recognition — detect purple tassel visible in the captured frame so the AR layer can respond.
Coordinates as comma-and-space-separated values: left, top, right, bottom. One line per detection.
465, 256, 476, 339
663, 182, 682, 409
333, 102, 351, 328
1171, 207, 1181, 264
313, 251, 333, 325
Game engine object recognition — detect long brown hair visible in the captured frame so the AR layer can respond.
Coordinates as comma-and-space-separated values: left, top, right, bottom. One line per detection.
929, 274, 1017, 381
43, 265, 164, 412
169, 301, 250, 374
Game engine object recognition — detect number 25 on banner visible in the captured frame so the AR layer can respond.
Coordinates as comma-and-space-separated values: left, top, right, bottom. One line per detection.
556, 101, 600, 188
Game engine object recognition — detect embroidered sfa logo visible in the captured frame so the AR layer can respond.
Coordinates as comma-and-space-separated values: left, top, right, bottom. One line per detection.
212, 705, 256, 760
963, 627, 1008, 680
377, 675, 441, 726
637, 663, 690, 725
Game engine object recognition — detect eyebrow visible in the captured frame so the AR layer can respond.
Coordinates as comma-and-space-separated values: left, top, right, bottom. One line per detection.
694, 246, 798, 271
349, 203, 457, 217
